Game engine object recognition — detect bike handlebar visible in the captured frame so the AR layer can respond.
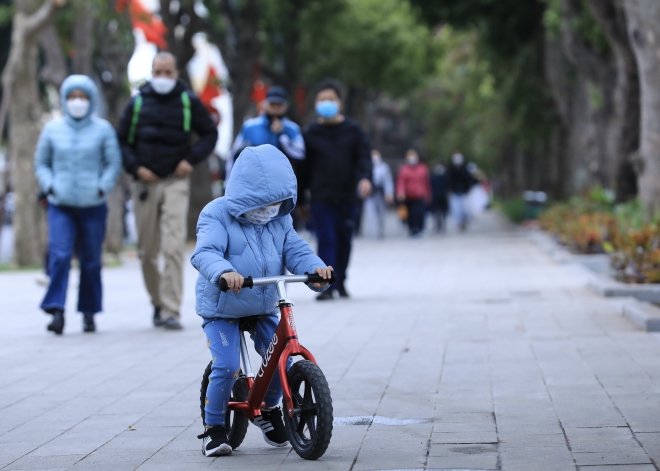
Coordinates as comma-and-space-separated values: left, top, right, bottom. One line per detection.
218, 272, 336, 292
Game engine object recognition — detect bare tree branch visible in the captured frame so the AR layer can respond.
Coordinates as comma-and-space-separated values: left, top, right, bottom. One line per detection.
24, 0, 65, 38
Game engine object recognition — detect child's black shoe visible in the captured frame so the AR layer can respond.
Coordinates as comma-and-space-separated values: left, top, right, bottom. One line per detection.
198, 426, 232, 456
253, 407, 289, 447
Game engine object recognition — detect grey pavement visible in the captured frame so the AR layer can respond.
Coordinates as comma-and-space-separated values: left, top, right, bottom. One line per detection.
1, 212, 660, 471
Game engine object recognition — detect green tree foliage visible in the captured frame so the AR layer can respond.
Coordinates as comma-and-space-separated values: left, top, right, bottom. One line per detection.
297, 0, 430, 95
542, 0, 610, 56
412, 27, 509, 170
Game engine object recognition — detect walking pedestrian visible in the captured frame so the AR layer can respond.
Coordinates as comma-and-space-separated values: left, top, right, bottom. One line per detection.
34, 75, 122, 335
430, 163, 449, 232
299, 79, 372, 300
396, 149, 431, 237
447, 152, 476, 231
225, 86, 305, 180
363, 150, 394, 239
117, 52, 218, 330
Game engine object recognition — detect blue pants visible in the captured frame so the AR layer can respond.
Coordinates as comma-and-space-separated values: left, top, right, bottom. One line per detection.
311, 203, 357, 289
203, 315, 291, 426
41, 204, 107, 315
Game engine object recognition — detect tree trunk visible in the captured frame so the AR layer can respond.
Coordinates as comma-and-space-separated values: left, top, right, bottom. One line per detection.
38, 24, 66, 89
187, 159, 213, 240
623, 0, 660, 212
94, 4, 135, 254
559, 0, 619, 190
71, 3, 93, 76
4, 0, 62, 266
586, 0, 640, 202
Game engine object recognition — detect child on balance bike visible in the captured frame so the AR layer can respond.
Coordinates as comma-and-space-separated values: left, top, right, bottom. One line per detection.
191, 144, 333, 456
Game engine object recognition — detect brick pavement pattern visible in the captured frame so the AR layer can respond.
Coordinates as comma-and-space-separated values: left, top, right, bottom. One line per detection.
1, 213, 659, 471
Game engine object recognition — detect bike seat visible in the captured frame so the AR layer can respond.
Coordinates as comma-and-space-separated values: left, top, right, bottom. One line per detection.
238, 315, 262, 333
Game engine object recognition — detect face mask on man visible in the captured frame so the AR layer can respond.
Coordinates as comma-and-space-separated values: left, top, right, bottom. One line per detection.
67, 98, 90, 119
243, 202, 283, 225
315, 100, 340, 119
151, 77, 177, 95
452, 153, 464, 166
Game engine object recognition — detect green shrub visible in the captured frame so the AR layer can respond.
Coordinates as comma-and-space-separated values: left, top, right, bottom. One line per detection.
497, 197, 527, 223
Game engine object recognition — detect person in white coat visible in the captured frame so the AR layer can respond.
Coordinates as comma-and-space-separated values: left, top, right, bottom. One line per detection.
363, 150, 394, 239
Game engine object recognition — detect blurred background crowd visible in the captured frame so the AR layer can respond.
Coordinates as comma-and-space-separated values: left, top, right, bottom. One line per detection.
0, 0, 659, 269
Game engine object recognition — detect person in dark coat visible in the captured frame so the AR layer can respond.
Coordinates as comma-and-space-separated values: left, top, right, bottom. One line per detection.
447, 152, 476, 231
430, 163, 449, 232
116, 52, 218, 329
298, 79, 372, 300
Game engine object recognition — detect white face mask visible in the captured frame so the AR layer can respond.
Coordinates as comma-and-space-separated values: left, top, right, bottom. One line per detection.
66, 98, 90, 119
243, 202, 282, 225
151, 77, 177, 95
452, 153, 464, 165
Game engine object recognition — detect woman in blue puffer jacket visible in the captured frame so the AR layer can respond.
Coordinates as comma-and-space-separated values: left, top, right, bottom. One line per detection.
34, 75, 122, 335
191, 144, 332, 456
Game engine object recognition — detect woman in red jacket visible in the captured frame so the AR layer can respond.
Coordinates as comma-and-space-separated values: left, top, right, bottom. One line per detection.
396, 149, 432, 237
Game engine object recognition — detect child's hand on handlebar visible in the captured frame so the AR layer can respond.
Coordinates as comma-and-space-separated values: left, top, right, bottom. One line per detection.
313, 267, 334, 289
221, 272, 244, 293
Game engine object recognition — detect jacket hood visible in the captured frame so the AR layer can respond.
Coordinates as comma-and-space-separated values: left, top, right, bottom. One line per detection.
60, 75, 97, 122
225, 144, 297, 223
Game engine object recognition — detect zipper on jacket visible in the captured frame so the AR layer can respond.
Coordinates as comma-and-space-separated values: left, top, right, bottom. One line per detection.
255, 226, 268, 314
73, 129, 79, 205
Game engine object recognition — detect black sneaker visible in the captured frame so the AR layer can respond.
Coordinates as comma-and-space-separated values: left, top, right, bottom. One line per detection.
316, 290, 334, 301
153, 306, 165, 327
198, 426, 232, 456
83, 315, 96, 333
47, 309, 64, 335
163, 317, 183, 330
253, 407, 289, 447
337, 284, 350, 298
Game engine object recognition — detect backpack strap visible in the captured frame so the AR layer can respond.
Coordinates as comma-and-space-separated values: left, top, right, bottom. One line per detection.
127, 95, 143, 145
181, 91, 191, 133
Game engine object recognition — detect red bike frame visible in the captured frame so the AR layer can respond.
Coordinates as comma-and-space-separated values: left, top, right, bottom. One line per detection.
227, 302, 317, 420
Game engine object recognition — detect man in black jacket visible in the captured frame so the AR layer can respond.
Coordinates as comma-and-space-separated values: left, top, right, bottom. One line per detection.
299, 80, 372, 300
117, 52, 218, 329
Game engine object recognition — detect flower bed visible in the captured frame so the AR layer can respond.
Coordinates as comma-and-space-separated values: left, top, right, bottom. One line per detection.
539, 188, 660, 284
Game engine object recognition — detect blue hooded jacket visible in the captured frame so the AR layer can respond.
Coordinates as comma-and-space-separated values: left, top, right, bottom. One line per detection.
34, 75, 122, 208
191, 144, 326, 320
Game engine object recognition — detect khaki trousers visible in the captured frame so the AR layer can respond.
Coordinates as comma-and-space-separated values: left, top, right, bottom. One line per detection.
132, 177, 190, 320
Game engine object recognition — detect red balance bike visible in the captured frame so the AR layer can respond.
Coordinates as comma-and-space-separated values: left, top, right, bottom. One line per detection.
200, 273, 335, 460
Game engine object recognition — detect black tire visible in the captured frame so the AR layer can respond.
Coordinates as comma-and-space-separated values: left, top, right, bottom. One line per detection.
284, 360, 333, 460
200, 361, 249, 450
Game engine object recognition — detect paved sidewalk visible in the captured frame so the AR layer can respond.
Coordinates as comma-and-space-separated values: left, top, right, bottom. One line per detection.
1, 212, 659, 471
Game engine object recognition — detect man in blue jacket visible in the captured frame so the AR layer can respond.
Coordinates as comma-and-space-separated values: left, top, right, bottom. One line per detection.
225, 86, 305, 180
191, 144, 331, 456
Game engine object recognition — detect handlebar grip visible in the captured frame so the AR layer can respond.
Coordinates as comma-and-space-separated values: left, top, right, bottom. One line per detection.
307, 271, 337, 285
218, 276, 254, 292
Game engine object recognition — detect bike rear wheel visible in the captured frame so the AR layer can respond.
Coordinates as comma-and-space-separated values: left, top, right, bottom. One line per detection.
200, 361, 249, 450
284, 360, 333, 460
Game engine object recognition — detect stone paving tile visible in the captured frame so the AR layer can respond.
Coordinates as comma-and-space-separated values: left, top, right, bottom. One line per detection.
427, 443, 498, 470
2, 213, 660, 470
577, 466, 656, 471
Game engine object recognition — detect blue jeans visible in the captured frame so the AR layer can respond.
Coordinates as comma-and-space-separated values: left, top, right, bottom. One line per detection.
311, 203, 357, 289
41, 203, 107, 315
204, 315, 291, 426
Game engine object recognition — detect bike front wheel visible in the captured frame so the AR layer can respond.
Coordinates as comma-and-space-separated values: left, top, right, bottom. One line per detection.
284, 360, 333, 460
